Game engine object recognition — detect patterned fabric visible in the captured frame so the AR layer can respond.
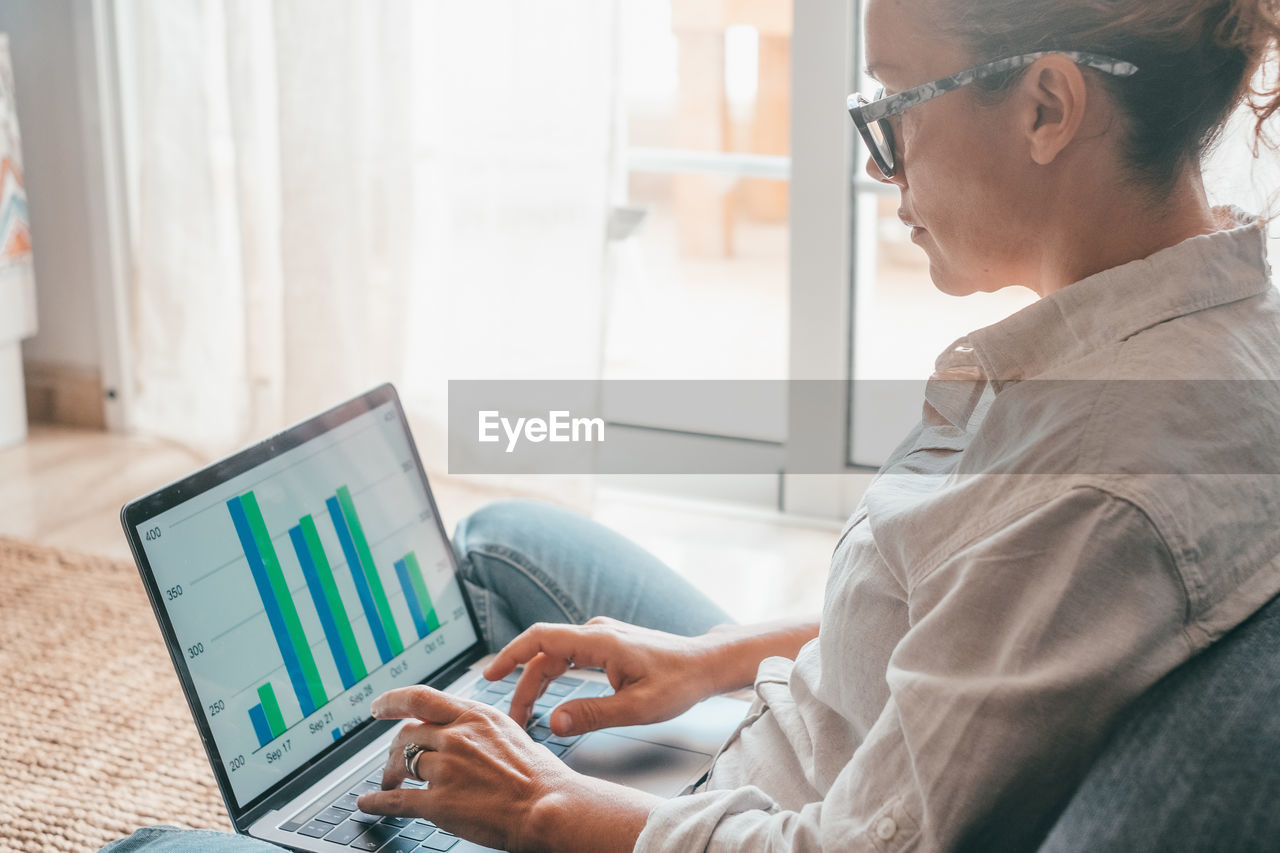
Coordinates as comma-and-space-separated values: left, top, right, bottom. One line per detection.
0, 34, 30, 269
847, 51, 1139, 124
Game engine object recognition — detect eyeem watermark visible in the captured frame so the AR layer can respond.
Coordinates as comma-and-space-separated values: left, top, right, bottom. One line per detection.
452, 379, 1280, 474
478, 410, 606, 453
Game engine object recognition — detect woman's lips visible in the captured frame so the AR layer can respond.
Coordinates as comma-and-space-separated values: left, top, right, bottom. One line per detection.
898, 210, 925, 242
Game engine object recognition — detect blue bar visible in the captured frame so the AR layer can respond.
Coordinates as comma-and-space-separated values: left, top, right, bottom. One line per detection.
326, 496, 393, 663
290, 524, 357, 690
394, 558, 430, 640
249, 704, 274, 748
331, 728, 341, 742
228, 496, 316, 716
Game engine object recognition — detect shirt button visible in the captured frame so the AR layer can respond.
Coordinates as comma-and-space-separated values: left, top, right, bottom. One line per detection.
876, 816, 898, 840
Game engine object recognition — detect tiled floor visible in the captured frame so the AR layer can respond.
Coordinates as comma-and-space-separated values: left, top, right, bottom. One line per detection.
0, 425, 839, 623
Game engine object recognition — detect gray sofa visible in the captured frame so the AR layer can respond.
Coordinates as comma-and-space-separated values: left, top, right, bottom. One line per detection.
1038, 591, 1280, 851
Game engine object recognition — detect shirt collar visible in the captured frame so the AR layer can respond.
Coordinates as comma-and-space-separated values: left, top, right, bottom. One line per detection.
969, 207, 1271, 386
923, 207, 1272, 429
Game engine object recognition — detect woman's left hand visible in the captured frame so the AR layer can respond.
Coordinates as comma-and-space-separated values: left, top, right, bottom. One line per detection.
357, 685, 575, 851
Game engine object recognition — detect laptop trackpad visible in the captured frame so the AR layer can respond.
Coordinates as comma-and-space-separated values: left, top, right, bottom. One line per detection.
563, 732, 710, 797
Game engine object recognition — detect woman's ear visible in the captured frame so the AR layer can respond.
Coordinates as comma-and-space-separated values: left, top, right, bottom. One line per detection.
1019, 55, 1088, 166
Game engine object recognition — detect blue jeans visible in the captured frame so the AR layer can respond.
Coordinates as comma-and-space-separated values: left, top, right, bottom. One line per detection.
101, 500, 729, 852
453, 499, 731, 649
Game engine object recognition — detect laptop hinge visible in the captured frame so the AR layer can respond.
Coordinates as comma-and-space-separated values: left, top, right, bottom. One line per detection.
427, 646, 487, 693
235, 643, 489, 831
236, 715, 399, 831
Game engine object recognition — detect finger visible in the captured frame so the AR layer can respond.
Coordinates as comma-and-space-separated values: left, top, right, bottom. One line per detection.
506, 652, 549, 728
358, 786, 429, 818
508, 652, 571, 728
373, 685, 473, 725
380, 722, 444, 790
482, 622, 608, 682
551, 692, 641, 736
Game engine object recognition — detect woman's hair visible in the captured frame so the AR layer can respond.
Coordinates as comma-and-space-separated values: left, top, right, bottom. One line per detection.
942, 0, 1280, 189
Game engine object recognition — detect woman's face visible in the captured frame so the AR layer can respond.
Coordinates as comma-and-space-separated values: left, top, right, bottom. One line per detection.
863, 0, 1045, 296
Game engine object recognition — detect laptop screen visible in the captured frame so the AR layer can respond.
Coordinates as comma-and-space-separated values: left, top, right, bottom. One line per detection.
124, 387, 481, 810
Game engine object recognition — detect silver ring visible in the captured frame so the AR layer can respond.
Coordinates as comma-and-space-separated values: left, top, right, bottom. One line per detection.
403, 743, 427, 781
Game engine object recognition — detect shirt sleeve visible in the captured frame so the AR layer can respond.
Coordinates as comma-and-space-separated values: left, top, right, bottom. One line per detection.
634, 486, 1191, 852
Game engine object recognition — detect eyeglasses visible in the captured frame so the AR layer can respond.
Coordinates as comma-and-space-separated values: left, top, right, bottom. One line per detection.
848, 51, 1139, 178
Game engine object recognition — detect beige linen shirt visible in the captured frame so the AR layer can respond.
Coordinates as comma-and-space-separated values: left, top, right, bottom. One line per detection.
634, 211, 1280, 852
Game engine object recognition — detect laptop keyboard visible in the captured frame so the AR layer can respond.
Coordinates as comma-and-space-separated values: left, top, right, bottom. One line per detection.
468, 669, 611, 757
285, 669, 610, 850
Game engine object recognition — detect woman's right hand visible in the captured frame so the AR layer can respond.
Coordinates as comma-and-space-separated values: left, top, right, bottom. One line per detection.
481, 616, 735, 736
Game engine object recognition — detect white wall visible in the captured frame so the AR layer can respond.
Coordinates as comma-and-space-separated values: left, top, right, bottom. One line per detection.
0, 0, 103, 371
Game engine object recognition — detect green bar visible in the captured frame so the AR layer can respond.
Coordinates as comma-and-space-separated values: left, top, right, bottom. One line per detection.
241, 491, 328, 710
258, 683, 287, 737
300, 515, 367, 680
336, 485, 404, 655
403, 552, 440, 633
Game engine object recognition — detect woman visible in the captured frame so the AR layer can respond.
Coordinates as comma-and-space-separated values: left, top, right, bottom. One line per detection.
108, 0, 1280, 850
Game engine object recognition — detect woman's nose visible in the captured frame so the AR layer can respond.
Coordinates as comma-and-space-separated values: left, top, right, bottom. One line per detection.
865, 154, 891, 183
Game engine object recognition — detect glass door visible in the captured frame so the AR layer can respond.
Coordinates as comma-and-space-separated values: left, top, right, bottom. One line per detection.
608, 3, 791, 384
601, 2, 795, 506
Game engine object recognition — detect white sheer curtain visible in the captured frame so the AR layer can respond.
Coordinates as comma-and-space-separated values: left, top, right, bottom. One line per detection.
114, 0, 619, 475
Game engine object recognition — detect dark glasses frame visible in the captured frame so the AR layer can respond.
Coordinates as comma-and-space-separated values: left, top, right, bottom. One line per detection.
848, 51, 1140, 178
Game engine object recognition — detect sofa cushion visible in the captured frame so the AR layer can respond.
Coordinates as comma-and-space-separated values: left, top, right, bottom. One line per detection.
1039, 590, 1280, 852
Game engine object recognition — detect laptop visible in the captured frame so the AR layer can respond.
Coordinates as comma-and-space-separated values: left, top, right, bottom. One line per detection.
121, 383, 749, 852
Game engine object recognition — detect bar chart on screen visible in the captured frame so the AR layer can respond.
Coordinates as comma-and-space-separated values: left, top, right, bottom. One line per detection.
228, 485, 445, 748
136, 402, 478, 803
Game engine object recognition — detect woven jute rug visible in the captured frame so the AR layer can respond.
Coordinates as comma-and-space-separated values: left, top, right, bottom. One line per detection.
0, 538, 229, 851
